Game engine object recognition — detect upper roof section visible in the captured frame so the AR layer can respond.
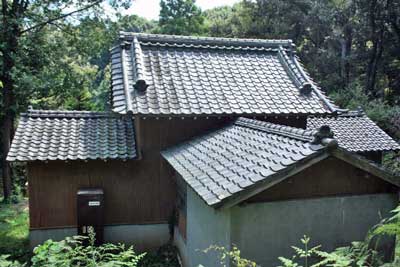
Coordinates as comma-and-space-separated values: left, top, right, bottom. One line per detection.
111, 32, 337, 116
7, 110, 137, 162
307, 110, 400, 152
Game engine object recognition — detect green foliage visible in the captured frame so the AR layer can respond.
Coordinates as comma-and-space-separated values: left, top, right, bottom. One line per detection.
158, 0, 205, 35
31, 227, 146, 267
0, 200, 29, 263
0, 255, 25, 267
382, 152, 400, 175
278, 205, 400, 267
313, 241, 381, 267
373, 206, 400, 239
330, 84, 400, 130
277, 236, 382, 267
203, 245, 257, 267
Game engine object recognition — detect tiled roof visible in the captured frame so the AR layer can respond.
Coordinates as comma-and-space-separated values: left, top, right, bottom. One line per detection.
162, 118, 332, 206
111, 32, 337, 116
307, 111, 400, 152
7, 110, 137, 162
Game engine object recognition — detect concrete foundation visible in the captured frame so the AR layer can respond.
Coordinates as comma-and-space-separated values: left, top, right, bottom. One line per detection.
30, 223, 169, 251
30, 227, 77, 249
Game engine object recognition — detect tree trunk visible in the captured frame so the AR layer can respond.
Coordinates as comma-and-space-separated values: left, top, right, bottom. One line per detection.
340, 33, 352, 88
1, 88, 13, 201
1, 1, 19, 201
365, 0, 389, 96
344, 26, 353, 87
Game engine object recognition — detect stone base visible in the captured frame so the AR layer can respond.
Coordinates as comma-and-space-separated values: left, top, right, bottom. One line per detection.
30, 223, 170, 251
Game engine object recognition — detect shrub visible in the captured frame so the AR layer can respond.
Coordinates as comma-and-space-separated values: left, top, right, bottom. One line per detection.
0, 255, 25, 267
202, 245, 257, 267
277, 236, 383, 267
31, 227, 145, 267
278, 205, 400, 267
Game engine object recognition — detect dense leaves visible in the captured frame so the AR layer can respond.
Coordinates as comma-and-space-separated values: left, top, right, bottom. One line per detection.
158, 0, 205, 35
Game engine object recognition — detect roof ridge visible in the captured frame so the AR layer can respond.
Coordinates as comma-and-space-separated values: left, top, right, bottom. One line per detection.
139, 41, 281, 52
235, 117, 314, 142
120, 32, 294, 48
120, 42, 134, 112
277, 46, 338, 112
22, 109, 121, 119
291, 55, 338, 112
277, 46, 312, 95
309, 109, 365, 119
131, 37, 148, 92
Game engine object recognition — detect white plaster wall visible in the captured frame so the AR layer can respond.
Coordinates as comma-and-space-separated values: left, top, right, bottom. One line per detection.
186, 187, 231, 267
230, 193, 397, 267
174, 226, 189, 267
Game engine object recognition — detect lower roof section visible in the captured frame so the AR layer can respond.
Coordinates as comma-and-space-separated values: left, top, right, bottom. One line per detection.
162, 117, 399, 208
162, 117, 328, 206
7, 110, 137, 162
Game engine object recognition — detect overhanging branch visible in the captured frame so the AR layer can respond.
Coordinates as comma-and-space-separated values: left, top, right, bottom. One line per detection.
19, 0, 103, 34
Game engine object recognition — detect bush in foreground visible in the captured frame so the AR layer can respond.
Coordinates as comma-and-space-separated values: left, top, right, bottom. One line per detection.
0, 227, 145, 267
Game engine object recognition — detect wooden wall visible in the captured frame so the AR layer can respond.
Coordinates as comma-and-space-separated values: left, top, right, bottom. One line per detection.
28, 160, 171, 228
27, 115, 309, 229
27, 117, 228, 229
246, 157, 398, 203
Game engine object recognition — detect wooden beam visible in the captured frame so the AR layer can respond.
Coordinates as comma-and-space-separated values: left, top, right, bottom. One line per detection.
134, 114, 143, 160
332, 149, 400, 187
216, 151, 330, 210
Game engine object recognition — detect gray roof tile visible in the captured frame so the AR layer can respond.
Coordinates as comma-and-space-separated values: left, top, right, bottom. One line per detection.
7, 110, 137, 162
162, 117, 326, 206
307, 111, 400, 152
111, 32, 337, 116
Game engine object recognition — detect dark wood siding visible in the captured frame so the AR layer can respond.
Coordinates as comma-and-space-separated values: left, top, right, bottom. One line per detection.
27, 117, 228, 229
28, 160, 176, 229
246, 157, 397, 203
27, 115, 309, 229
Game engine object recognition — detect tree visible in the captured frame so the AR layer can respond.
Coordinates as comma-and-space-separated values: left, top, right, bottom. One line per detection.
158, 0, 205, 35
28, 15, 156, 111
0, 0, 132, 201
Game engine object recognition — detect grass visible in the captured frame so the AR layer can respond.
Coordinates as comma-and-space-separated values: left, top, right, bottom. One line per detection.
0, 198, 30, 263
